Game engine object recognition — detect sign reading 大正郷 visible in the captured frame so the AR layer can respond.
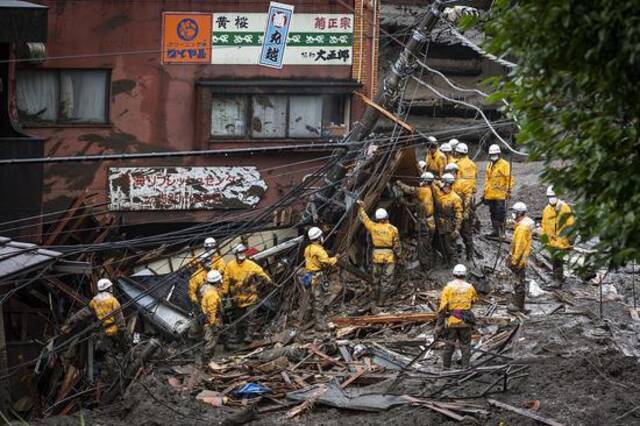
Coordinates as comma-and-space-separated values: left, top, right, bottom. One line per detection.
258, 2, 294, 69
212, 12, 353, 65
108, 166, 267, 211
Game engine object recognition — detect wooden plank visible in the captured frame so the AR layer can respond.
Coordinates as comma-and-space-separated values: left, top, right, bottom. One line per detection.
44, 194, 88, 246
309, 344, 347, 369
47, 277, 88, 305
340, 367, 366, 389
487, 399, 565, 426
333, 312, 508, 327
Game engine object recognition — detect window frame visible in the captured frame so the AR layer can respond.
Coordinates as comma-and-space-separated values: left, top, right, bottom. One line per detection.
16, 68, 112, 128
209, 93, 350, 141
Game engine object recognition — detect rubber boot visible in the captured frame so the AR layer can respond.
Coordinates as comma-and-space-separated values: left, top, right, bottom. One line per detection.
485, 220, 500, 237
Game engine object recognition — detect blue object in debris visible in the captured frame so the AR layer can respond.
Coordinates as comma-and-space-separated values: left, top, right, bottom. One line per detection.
234, 382, 271, 398
301, 272, 313, 289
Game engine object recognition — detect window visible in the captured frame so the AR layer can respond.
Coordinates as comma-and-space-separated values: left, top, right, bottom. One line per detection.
16, 69, 109, 125
210, 94, 348, 139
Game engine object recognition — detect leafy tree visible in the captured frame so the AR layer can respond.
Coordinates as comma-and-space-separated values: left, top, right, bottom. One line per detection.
481, 0, 640, 268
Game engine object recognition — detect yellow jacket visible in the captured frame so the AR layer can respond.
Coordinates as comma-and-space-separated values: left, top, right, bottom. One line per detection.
89, 292, 125, 336
358, 207, 400, 264
425, 150, 447, 176
211, 255, 226, 276
483, 158, 513, 200
304, 242, 337, 273
438, 279, 478, 327
223, 259, 271, 308
200, 284, 222, 326
434, 188, 463, 233
510, 216, 535, 269
398, 182, 435, 218
188, 267, 208, 304
452, 178, 474, 219
456, 156, 478, 194
542, 201, 574, 250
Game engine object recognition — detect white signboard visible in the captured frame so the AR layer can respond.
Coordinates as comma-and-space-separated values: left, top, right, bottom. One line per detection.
212, 13, 354, 65
108, 166, 268, 211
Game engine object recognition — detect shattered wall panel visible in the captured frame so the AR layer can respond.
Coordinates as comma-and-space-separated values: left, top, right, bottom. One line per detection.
108, 166, 267, 211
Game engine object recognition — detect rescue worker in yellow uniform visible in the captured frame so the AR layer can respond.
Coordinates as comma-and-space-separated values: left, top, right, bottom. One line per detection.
482, 144, 514, 238
445, 163, 475, 260
199, 270, 224, 358
356, 200, 401, 307
223, 244, 272, 343
303, 227, 338, 327
396, 172, 436, 270
436, 264, 478, 369
434, 173, 463, 265
425, 136, 447, 177
188, 253, 210, 339
448, 139, 460, 161
508, 202, 535, 312
541, 186, 575, 288
62, 278, 129, 378
440, 142, 455, 165
204, 237, 227, 275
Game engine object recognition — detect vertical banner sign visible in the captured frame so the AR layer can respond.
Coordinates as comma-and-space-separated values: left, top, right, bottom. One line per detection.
258, 2, 294, 69
162, 12, 212, 64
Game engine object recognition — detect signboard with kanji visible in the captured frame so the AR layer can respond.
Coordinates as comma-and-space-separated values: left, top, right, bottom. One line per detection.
108, 166, 268, 211
162, 12, 213, 64
212, 12, 354, 65
258, 2, 294, 69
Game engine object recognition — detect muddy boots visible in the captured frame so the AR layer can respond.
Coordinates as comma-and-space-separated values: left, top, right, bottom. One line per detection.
507, 276, 526, 313
548, 257, 565, 289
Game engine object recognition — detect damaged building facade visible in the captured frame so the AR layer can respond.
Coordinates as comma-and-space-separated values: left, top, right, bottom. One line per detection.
6, 0, 380, 239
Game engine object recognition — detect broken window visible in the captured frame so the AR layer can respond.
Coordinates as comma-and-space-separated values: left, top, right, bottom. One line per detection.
211, 96, 249, 137
210, 94, 349, 140
16, 69, 109, 125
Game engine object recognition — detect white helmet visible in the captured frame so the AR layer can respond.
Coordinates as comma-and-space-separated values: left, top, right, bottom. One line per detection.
233, 243, 246, 255
440, 143, 452, 153
452, 264, 467, 277
455, 142, 468, 154
207, 269, 223, 284
488, 144, 501, 155
308, 226, 323, 241
204, 237, 216, 249
97, 278, 113, 292
418, 160, 427, 170
441, 173, 455, 185
426, 135, 438, 145
511, 202, 527, 213
546, 185, 556, 197
444, 163, 459, 173
420, 172, 435, 183
374, 208, 389, 221
449, 138, 459, 149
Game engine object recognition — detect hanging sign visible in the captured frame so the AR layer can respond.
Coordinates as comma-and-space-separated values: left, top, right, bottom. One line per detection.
258, 2, 294, 69
162, 12, 212, 64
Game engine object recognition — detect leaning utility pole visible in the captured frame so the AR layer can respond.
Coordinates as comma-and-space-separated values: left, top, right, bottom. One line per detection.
308, 0, 446, 222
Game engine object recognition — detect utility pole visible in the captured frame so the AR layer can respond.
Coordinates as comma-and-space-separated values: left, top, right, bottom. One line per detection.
309, 0, 446, 222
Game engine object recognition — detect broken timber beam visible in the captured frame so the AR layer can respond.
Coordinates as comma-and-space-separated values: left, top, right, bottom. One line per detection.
487, 399, 565, 426
333, 312, 508, 327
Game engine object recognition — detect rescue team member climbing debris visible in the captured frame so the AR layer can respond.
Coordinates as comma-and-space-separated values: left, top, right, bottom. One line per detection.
482, 144, 514, 238
223, 244, 272, 343
357, 200, 401, 308
541, 185, 575, 288
445, 162, 475, 261
425, 136, 447, 176
61, 278, 130, 378
434, 173, 463, 265
199, 270, 224, 359
396, 172, 437, 270
436, 264, 478, 369
508, 202, 534, 313
303, 226, 339, 328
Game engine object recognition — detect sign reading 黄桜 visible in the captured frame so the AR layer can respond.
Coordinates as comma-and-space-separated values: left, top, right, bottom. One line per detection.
108, 167, 268, 211
162, 13, 213, 64
259, 2, 294, 69
212, 12, 354, 65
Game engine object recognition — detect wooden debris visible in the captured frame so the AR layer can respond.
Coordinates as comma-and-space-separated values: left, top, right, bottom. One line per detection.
487, 398, 565, 426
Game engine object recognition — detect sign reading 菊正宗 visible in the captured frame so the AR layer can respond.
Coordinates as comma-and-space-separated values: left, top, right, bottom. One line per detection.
108, 167, 268, 211
212, 12, 353, 65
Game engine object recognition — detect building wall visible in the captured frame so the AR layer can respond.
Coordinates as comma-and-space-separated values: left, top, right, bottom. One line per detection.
15, 0, 378, 228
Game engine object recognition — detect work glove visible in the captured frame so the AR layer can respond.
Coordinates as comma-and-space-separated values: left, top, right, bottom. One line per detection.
60, 324, 71, 335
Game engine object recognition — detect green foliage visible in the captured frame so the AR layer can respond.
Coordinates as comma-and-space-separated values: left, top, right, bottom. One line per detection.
483, 0, 640, 268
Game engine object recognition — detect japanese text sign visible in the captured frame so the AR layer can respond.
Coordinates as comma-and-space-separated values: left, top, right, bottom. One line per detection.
162, 12, 212, 64
108, 167, 267, 211
258, 2, 294, 69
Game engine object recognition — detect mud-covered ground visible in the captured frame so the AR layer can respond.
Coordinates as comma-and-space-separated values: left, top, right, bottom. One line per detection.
33, 161, 640, 426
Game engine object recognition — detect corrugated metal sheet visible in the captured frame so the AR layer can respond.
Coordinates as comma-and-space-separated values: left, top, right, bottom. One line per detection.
0, 236, 62, 280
